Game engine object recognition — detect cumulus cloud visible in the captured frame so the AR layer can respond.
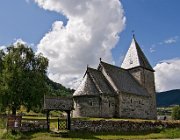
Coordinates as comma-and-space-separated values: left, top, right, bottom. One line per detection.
154, 58, 180, 92
34, 0, 126, 88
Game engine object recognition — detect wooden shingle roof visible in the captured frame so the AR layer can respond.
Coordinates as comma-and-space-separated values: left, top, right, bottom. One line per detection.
73, 72, 99, 97
100, 61, 149, 97
73, 67, 115, 97
87, 67, 115, 96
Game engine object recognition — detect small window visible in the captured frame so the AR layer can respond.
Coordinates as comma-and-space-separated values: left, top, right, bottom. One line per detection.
89, 101, 93, 106
109, 102, 111, 107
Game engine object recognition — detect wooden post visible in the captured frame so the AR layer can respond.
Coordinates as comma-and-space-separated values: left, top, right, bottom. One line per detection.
46, 110, 50, 131
66, 111, 71, 130
58, 118, 60, 130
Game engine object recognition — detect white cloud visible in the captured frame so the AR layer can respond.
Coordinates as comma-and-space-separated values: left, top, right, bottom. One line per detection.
159, 36, 179, 45
154, 58, 180, 92
34, 0, 126, 89
0, 45, 6, 50
164, 36, 178, 44
149, 36, 179, 53
150, 47, 155, 53
13, 38, 27, 46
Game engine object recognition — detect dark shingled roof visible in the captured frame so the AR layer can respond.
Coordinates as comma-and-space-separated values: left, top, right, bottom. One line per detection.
44, 96, 73, 111
121, 37, 154, 72
87, 67, 115, 96
73, 67, 115, 97
100, 61, 149, 97
73, 72, 99, 97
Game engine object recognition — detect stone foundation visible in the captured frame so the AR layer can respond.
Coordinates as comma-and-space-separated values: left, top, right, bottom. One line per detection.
71, 119, 180, 132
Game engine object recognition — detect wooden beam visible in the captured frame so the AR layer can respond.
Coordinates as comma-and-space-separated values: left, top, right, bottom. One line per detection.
66, 111, 71, 130
46, 110, 50, 131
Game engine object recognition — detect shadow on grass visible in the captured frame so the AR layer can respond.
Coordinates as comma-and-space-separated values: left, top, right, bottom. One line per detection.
1, 130, 48, 140
50, 131, 101, 140
3, 128, 177, 140
50, 129, 162, 140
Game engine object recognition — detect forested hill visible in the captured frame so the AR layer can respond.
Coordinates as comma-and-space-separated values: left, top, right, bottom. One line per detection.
45, 76, 75, 97
156, 89, 180, 107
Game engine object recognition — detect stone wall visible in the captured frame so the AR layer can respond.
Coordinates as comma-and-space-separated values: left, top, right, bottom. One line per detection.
73, 95, 115, 118
73, 96, 100, 118
118, 92, 151, 119
71, 119, 180, 132
128, 67, 157, 119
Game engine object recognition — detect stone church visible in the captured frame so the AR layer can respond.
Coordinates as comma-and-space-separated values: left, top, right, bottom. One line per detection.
73, 36, 157, 120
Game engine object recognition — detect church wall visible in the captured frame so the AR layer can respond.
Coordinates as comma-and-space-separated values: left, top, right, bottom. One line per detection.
73, 95, 116, 118
118, 92, 152, 119
143, 69, 157, 119
100, 95, 115, 118
128, 68, 157, 119
73, 96, 100, 118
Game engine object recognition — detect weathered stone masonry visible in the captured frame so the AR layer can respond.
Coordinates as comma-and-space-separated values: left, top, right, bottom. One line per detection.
71, 120, 180, 132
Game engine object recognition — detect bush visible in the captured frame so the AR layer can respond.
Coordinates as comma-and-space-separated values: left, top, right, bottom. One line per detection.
172, 106, 180, 120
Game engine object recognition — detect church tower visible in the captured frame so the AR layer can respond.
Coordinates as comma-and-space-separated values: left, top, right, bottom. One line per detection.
121, 35, 157, 119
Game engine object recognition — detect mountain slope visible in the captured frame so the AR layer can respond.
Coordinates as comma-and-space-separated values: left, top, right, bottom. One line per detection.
156, 89, 180, 107
45, 76, 74, 97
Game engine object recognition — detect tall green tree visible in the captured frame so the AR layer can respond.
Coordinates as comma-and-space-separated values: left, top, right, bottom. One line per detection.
0, 43, 48, 115
172, 106, 180, 120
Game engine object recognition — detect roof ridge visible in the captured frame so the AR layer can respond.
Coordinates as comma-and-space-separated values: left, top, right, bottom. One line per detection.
100, 61, 127, 71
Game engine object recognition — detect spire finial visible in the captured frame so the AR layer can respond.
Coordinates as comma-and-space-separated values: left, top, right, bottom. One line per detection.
132, 30, 135, 38
100, 57, 102, 62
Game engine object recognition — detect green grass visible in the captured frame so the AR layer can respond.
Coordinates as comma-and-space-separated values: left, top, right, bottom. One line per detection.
1, 128, 180, 140
1, 116, 180, 140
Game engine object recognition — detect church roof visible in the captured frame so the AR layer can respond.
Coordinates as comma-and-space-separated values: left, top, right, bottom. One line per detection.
73, 67, 115, 97
87, 67, 115, 96
73, 72, 99, 97
100, 61, 149, 97
121, 36, 154, 71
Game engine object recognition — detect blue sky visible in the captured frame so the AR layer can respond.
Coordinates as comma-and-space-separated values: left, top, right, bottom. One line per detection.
0, 0, 180, 91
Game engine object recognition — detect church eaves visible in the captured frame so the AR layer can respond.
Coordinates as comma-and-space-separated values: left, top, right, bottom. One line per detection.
121, 36, 154, 71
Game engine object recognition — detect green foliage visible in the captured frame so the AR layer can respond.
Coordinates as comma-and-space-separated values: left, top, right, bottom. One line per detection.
172, 106, 180, 120
45, 77, 74, 97
0, 43, 48, 114
0, 118, 6, 129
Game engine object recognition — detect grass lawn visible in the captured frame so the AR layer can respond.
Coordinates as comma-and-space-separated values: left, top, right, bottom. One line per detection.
1, 128, 180, 140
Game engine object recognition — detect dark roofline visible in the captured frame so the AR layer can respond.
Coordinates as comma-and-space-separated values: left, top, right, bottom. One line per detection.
127, 65, 155, 72
133, 38, 154, 71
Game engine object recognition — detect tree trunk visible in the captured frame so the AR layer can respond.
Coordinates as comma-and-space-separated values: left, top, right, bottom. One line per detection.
11, 106, 17, 134
12, 106, 16, 115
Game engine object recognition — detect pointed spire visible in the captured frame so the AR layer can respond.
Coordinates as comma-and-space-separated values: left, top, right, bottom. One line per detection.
121, 36, 154, 71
